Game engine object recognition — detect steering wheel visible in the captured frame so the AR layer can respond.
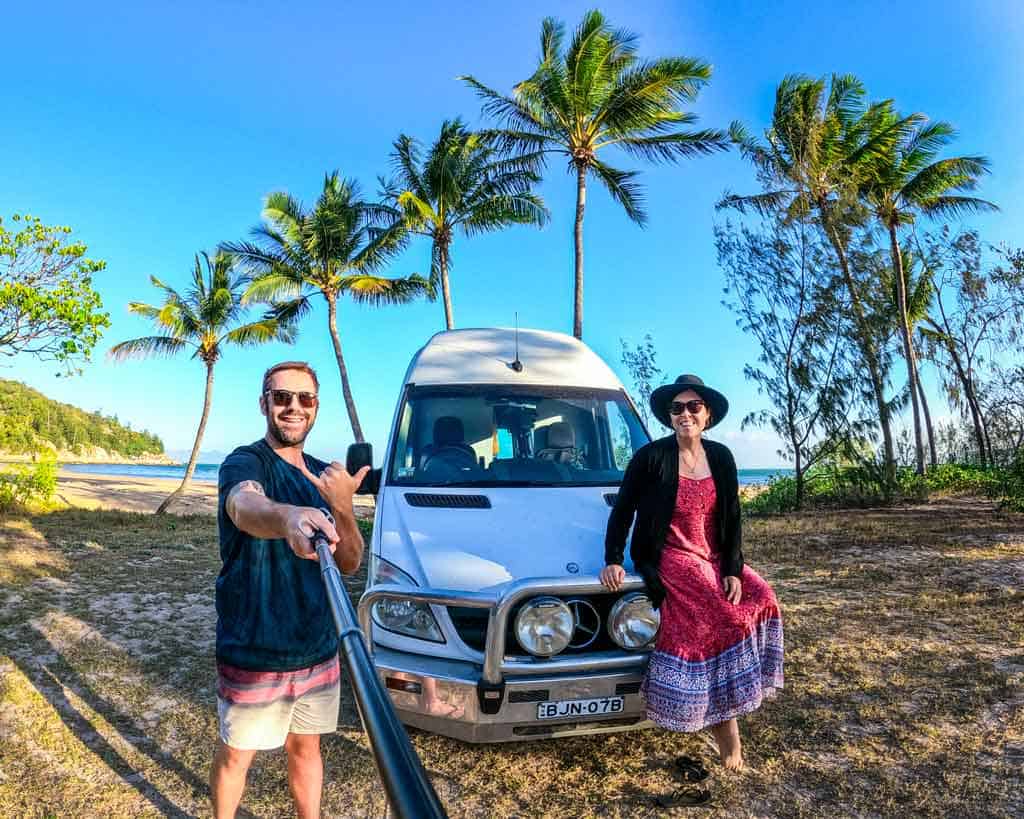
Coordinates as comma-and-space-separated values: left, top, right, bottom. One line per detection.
421, 445, 479, 474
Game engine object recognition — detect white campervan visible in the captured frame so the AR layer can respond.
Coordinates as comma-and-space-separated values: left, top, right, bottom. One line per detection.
349, 328, 659, 742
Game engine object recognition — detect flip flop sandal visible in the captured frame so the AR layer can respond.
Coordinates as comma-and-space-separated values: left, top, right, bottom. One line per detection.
673, 755, 710, 783
654, 786, 712, 809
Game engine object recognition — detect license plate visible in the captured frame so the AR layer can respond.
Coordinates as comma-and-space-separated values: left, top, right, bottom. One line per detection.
536, 696, 625, 720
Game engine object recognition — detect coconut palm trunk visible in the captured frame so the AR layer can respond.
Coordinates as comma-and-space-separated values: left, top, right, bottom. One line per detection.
820, 213, 897, 490
573, 162, 587, 339
326, 293, 365, 443
888, 225, 926, 473
916, 375, 937, 467
438, 239, 455, 330
156, 359, 215, 515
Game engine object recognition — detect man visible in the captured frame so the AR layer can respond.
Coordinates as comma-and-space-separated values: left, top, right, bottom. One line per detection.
210, 361, 369, 819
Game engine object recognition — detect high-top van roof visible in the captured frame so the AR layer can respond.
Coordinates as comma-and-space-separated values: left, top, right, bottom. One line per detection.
404, 328, 623, 389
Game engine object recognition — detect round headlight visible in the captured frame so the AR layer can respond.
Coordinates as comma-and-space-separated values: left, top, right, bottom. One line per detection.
514, 596, 574, 657
607, 592, 660, 650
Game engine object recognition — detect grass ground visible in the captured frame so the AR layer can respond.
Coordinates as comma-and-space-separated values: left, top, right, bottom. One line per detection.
0, 496, 1021, 818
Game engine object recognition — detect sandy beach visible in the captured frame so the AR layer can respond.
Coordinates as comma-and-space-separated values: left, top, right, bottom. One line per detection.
55, 468, 376, 518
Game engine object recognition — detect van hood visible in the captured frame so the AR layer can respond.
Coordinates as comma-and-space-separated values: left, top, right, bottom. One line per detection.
376, 487, 631, 592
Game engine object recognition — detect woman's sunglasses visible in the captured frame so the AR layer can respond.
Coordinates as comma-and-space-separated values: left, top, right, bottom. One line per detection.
669, 399, 706, 416
265, 389, 318, 409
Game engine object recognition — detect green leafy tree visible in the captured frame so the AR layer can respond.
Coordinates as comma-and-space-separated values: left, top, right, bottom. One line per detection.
722, 74, 907, 493
862, 114, 996, 474
461, 9, 727, 339
385, 119, 548, 329
225, 172, 431, 442
619, 334, 662, 432
0, 213, 110, 374
109, 252, 294, 514
718, 214, 855, 508
917, 230, 1024, 465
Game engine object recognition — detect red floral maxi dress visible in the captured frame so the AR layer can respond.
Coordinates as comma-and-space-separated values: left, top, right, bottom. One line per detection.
641, 475, 784, 731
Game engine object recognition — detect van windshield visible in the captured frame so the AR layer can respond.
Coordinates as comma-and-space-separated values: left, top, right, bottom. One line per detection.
387, 385, 650, 487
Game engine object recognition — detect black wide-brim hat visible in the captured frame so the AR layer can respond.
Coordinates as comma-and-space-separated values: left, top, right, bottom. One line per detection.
650, 374, 729, 429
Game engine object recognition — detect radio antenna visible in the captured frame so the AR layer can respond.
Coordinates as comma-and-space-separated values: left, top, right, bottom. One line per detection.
510, 312, 523, 372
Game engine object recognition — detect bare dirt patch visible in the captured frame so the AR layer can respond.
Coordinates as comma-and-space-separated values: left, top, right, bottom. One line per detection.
0, 498, 1021, 818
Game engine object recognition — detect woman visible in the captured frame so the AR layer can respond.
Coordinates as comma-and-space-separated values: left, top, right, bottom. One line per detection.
601, 374, 783, 779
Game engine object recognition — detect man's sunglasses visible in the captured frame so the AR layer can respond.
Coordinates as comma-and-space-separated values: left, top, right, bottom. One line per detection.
265, 389, 318, 409
669, 399, 706, 416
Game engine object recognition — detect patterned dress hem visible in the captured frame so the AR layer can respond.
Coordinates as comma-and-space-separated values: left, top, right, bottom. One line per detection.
642, 616, 784, 733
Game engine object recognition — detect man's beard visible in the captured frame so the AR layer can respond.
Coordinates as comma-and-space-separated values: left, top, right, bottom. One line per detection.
267, 414, 313, 446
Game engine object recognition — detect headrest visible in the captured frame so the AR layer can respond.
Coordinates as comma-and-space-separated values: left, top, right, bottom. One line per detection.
545, 421, 574, 449
433, 416, 465, 446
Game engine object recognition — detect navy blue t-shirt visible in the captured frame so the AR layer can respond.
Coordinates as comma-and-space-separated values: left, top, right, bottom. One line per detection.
215, 439, 339, 671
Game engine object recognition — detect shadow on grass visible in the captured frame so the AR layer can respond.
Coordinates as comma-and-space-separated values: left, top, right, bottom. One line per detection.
14, 507, 384, 815
11, 633, 237, 818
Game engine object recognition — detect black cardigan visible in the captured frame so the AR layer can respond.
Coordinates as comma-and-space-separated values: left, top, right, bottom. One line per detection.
604, 435, 743, 608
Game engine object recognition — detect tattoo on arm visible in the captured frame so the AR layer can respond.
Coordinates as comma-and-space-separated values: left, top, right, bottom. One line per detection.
226, 480, 265, 519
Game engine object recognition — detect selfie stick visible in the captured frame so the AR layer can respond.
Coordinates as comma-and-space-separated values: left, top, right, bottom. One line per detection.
313, 525, 447, 819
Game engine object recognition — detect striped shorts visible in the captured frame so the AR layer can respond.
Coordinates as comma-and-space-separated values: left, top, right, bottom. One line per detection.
216, 655, 341, 750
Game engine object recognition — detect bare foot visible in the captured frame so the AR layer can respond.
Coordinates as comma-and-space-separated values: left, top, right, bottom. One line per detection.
710, 718, 744, 771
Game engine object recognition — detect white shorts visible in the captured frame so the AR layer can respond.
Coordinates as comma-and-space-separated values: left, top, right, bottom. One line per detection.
216, 656, 341, 751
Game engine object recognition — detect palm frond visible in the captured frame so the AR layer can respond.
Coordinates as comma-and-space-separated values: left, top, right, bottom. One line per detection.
899, 155, 992, 204
918, 194, 999, 219
243, 273, 307, 305
222, 317, 297, 347
609, 128, 729, 162
462, 192, 549, 235
339, 273, 432, 306
589, 159, 645, 225
716, 189, 796, 215
108, 335, 191, 361
266, 296, 314, 325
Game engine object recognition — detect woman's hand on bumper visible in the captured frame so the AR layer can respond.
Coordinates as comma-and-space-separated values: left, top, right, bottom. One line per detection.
600, 564, 627, 591
722, 575, 742, 604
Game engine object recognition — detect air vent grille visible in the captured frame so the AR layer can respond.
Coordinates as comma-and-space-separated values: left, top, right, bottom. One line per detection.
404, 493, 491, 509
604, 493, 618, 507
508, 689, 550, 704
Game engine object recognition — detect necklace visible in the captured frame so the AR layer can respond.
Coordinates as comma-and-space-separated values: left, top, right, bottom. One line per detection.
678, 446, 706, 477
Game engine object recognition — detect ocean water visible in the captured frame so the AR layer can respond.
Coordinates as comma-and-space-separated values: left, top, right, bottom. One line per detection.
63, 462, 222, 483
63, 462, 793, 486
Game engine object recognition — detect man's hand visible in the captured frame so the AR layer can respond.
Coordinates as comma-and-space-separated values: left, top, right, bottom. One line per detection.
722, 575, 742, 605
599, 564, 627, 591
298, 460, 371, 511
283, 506, 339, 561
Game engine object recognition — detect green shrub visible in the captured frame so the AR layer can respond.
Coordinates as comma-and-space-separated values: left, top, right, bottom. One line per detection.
997, 451, 1024, 511
743, 475, 800, 516
923, 463, 998, 494
745, 453, 1024, 517
0, 455, 57, 511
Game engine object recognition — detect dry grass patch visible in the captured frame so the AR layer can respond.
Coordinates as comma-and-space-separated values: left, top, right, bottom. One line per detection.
0, 498, 1021, 817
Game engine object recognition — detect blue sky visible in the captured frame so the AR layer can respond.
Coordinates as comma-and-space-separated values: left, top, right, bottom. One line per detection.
3, 0, 1022, 467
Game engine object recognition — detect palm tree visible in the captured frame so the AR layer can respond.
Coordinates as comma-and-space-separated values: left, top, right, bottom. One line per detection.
385, 119, 548, 330
109, 251, 294, 514
877, 246, 940, 467
461, 9, 728, 339
861, 115, 996, 474
224, 172, 431, 442
721, 74, 908, 491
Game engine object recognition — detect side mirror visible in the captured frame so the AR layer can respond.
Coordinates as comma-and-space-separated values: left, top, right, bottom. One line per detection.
346, 443, 380, 495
